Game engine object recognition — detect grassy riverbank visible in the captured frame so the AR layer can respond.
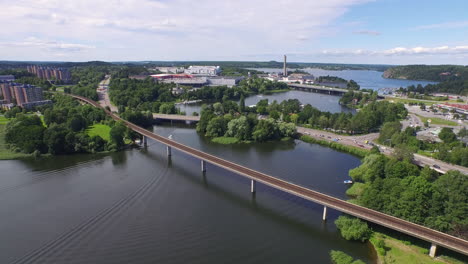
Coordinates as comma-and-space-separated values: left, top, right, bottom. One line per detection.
369, 231, 465, 264
0, 124, 31, 160
300, 135, 369, 158
211, 136, 240, 144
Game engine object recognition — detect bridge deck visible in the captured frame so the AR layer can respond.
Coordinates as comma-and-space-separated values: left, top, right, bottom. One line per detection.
153, 113, 200, 121
288, 83, 349, 93
70, 94, 468, 256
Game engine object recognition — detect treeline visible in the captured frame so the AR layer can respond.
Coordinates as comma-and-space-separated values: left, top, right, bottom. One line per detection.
349, 151, 467, 239
339, 90, 378, 108
384, 65, 468, 82
4, 94, 128, 155
379, 122, 468, 167
139, 61, 390, 71
399, 81, 468, 95
256, 99, 406, 134
196, 101, 296, 142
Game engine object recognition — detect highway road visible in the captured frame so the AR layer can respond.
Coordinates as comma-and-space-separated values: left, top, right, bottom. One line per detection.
67, 93, 468, 257
96, 75, 118, 113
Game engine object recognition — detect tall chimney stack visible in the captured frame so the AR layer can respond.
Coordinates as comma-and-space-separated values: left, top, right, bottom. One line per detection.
283, 55, 287, 76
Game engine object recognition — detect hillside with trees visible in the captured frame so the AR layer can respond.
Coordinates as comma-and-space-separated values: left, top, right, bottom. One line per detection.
384, 65, 468, 82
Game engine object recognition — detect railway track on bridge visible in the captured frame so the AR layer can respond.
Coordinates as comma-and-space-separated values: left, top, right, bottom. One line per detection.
68, 93, 468, 257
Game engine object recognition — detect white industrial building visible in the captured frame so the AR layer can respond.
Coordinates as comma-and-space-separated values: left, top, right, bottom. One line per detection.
184, 66, 221, 76
207, 76, 244, 87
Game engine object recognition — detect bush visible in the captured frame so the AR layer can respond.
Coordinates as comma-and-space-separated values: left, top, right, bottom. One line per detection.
330, 250, 365, 264
335, 216, 372, 242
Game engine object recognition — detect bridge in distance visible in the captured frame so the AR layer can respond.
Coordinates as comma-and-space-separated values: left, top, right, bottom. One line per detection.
70, 93, 468, 258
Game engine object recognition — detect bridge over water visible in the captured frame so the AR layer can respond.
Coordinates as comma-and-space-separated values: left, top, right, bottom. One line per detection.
69, 93, 468, 258
153, 113, 200, 122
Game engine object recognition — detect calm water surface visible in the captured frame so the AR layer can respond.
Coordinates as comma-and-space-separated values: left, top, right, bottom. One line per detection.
178, 91, 353, 115
0, 124, 376, 264
252, 68, 438, 90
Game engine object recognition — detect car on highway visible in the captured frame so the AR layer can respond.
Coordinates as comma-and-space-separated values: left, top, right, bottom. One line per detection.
432, 164, 441, 169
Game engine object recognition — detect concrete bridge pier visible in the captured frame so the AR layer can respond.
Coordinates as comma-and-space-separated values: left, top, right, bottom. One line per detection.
251, 180, 256, 193
201, 160, 206, 172
322, 206, 327, 221
429, 244, 437, 258
166, 146, 172, 156
142, 136, 148, 147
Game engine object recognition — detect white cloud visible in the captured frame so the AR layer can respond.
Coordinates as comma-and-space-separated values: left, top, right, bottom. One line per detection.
0, 37, 95, 52
0, 0, 371, 60
322, 45, 468, 57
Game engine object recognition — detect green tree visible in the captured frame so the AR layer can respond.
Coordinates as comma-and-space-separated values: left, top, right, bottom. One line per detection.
225, 116, 251, 140
335, 216, 372, 242
438, 127, 457, 143
252, 118, 279, 142
205, 117, 227, 137
110, 122, 127, 148
239, 94, 245, 113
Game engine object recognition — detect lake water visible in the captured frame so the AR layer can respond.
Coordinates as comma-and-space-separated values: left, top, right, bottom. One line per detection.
178, 90, 353, 115
252, 68, 438, 90
0, 124, 376, 264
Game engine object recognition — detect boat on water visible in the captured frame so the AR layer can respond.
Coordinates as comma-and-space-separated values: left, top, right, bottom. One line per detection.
343, 180, 353, 184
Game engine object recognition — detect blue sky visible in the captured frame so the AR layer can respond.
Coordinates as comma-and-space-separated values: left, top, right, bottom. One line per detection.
0, 0, 467, 64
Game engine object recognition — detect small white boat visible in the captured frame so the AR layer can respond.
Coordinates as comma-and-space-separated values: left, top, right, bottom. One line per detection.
343, 180, 353, 184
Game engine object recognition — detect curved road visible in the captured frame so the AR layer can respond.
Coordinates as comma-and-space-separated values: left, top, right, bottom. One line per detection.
69, 93, 468, 257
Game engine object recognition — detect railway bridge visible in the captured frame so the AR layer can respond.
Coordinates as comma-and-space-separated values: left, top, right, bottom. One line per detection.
69, 93, 468, 258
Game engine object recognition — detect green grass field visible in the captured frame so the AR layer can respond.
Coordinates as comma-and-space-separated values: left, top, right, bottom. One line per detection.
385, 97, 439, 105
416, 114, 459, 126
0, 115, 10, 125
370, 232, 464, 264
86, 124, 111, 141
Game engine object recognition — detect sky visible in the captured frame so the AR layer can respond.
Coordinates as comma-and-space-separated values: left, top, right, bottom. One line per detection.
0, 0, 467, 64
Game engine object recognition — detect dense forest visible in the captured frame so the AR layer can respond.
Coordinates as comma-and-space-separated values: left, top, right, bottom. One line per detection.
278, 99, 406, 134
67, 66, 109, 100
384, 64, 468, 82
3, 94, 129, 155
349, 152, 467, 239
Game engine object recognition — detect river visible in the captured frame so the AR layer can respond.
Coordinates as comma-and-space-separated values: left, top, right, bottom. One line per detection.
252, 68, 438, 90
0, 123, 377, 263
